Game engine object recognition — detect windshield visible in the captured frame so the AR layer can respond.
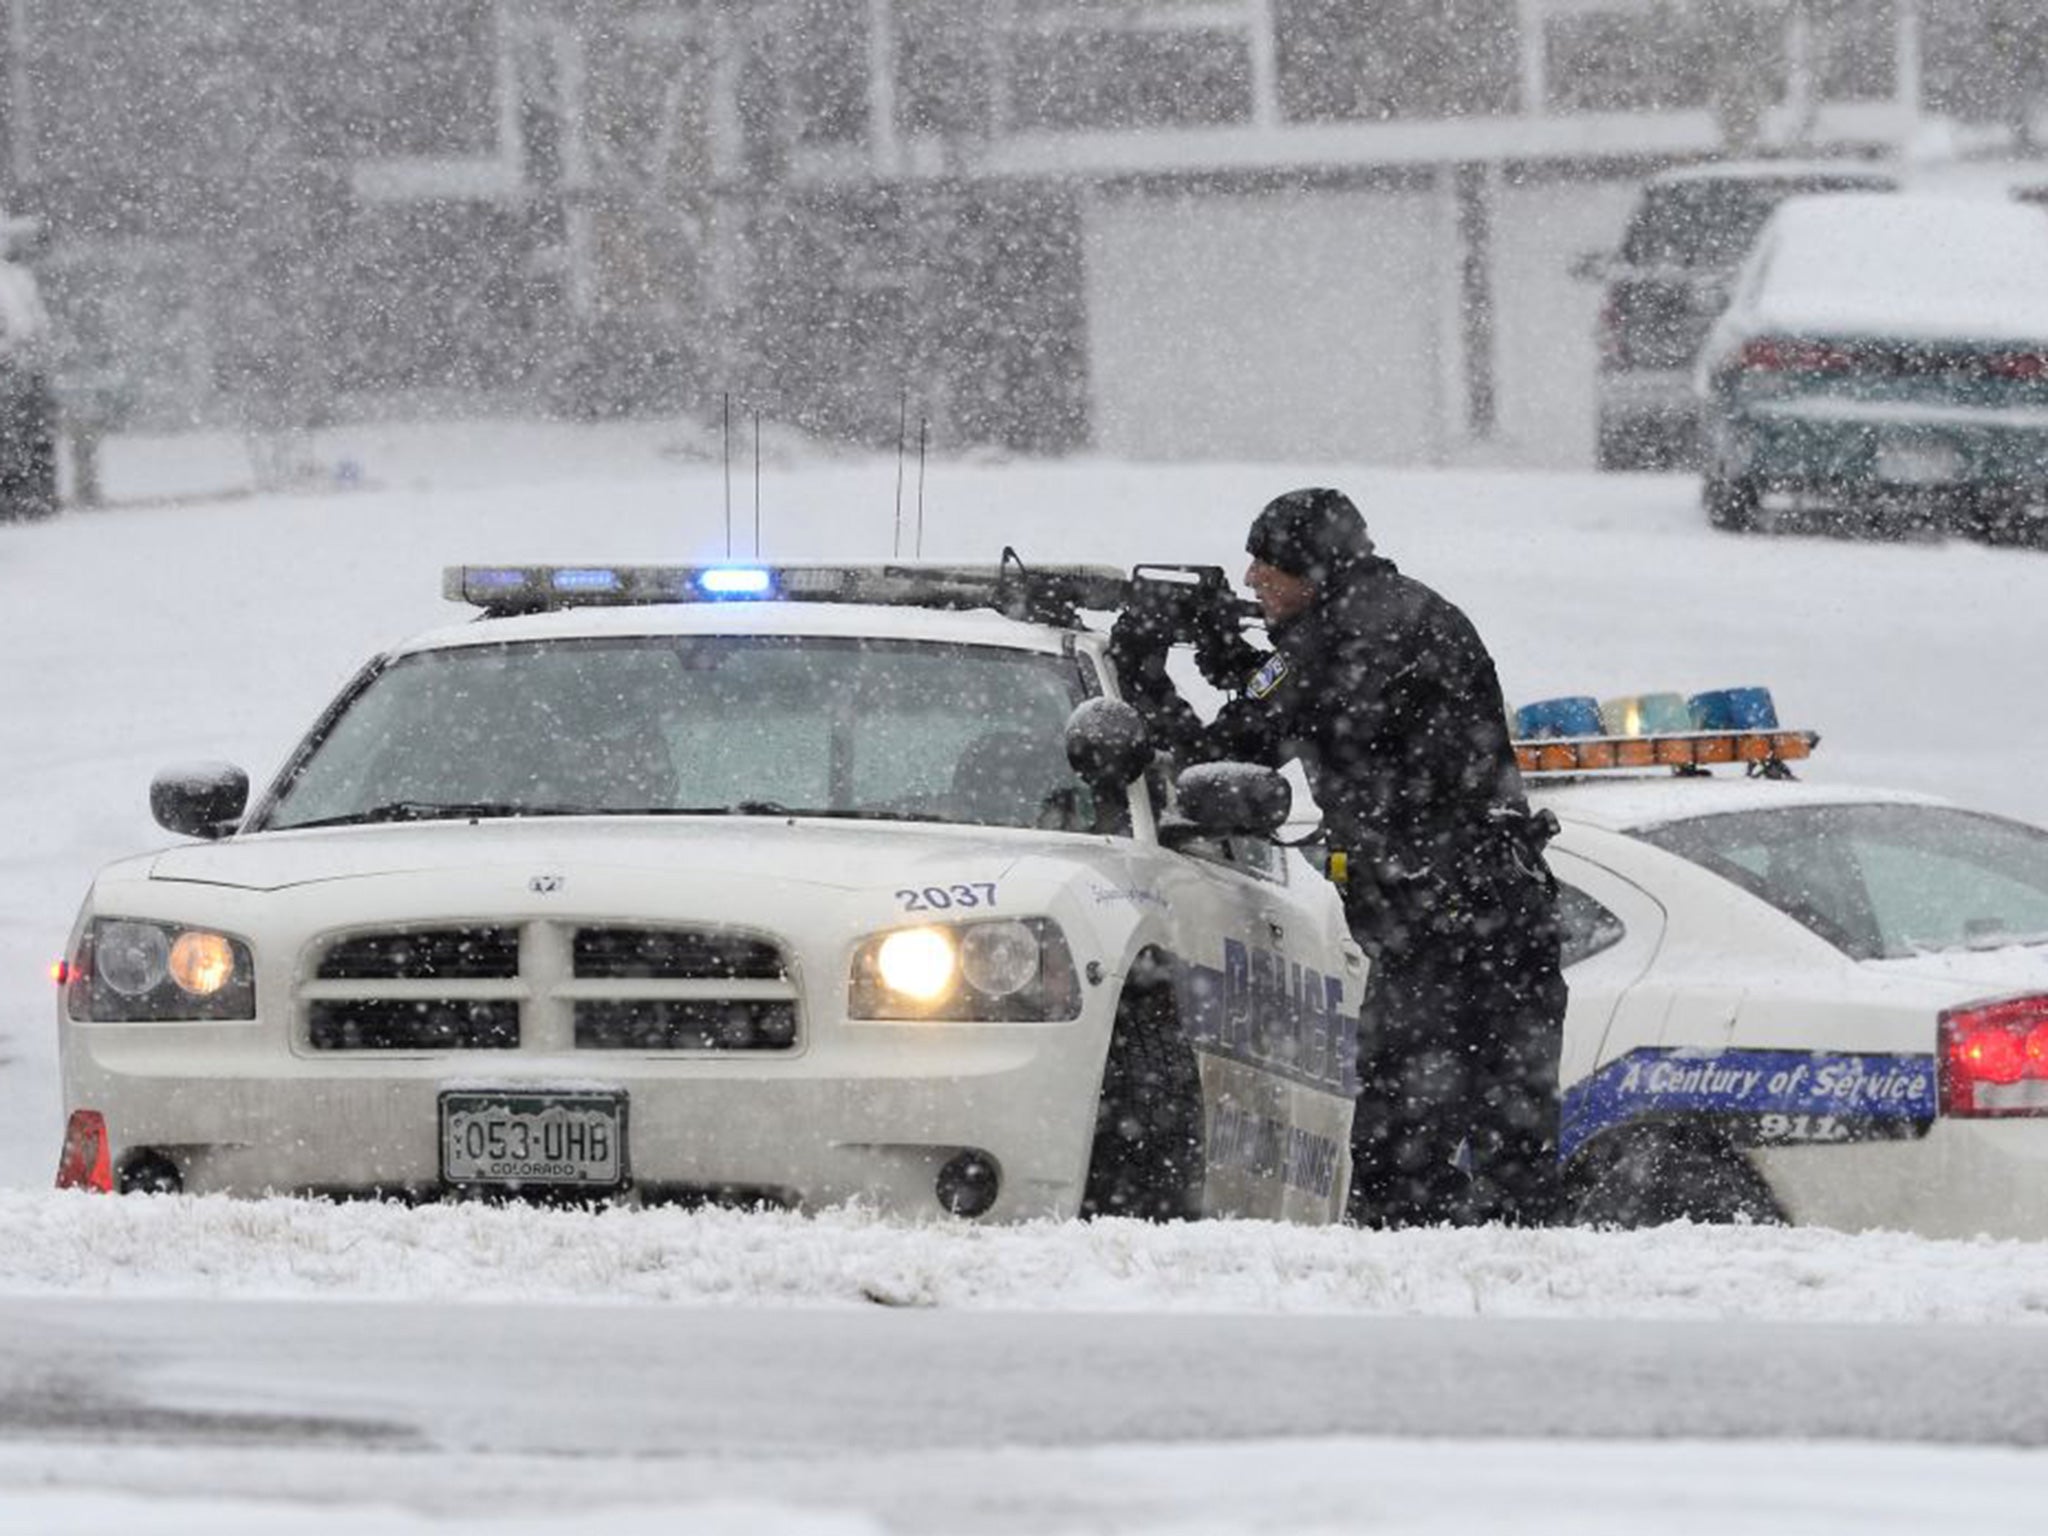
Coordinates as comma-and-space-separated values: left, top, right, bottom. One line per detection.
1638, 803, 2048, 961
262, 636, 1096, 833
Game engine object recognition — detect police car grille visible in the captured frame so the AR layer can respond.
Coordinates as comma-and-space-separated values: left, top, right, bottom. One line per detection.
307, 998, 520, 1051
300, 923, 799, 1053
572, 926, 787, 981
315, 927, 520, 980
571, 926, 799, 1052
574, 999, 798, 1051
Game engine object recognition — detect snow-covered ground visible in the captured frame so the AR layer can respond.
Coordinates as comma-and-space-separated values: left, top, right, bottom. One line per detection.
5, 418, 2048, 1531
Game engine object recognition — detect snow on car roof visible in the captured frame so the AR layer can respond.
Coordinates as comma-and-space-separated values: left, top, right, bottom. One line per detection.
1747, 192, 2048, 342
396, 597, 1083, 656
1533, 773, 1946, 834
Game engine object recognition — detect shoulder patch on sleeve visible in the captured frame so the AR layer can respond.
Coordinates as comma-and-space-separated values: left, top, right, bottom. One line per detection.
1246, 654, 1290, 699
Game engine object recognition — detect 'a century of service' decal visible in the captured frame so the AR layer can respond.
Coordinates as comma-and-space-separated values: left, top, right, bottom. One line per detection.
1560, 1047, 1936, 1159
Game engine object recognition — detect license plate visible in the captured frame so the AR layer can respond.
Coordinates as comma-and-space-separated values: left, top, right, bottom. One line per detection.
440, 1089, 627, 1189
1876, 436, 1960, 485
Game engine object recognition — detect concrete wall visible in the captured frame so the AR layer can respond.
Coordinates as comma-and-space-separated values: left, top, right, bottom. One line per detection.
1080, 172, 1646, 470
1082, 185, 1449, 465
1490, 175, 1643, 469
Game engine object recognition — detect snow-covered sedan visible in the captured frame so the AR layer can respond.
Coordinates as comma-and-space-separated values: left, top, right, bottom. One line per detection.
54, 561, 1364, 1224
1695, 192, 2048, 541
1528, 691, 2048, 1238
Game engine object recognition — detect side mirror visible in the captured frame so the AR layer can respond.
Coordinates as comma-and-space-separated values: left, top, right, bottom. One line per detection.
1569, 249, 1611, 283
1065, 698, 1152, 788
1173, 762, 1291, 838
0, 214, 47, 261
150, 762, 249, 840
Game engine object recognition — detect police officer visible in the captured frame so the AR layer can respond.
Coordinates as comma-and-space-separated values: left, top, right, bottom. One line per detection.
1109, 487, 1565, 1227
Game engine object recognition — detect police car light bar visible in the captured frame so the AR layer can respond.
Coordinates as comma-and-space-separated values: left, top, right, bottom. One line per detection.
442, 560, 1134, 624
1512, 729, 1817, 776
1510, 686, 1817, 776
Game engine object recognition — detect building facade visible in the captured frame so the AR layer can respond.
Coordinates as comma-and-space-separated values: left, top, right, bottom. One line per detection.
0, 2, 2035, 465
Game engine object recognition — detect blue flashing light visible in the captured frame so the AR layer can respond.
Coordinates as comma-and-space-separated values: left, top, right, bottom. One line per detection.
1513, 696, 1602, 739
552, 567, 621, 593
468, 567, 528, 591
1689, 687, 1779, 731
697, 566, 775, 598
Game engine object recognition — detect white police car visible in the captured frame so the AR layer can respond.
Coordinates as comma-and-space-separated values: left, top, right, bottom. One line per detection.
54, 561, 1364, 1222
1527, 689, 2048, 1239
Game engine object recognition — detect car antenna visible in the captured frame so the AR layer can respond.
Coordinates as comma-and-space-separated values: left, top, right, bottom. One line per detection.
721, 390, 733, 558
914, 414, 928, 557
892, 386, 908, 558
752, 407, 762, 557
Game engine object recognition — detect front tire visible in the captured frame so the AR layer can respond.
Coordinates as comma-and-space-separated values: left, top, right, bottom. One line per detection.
1562, 1126, 1782, 1228
1081, 967, 1205, 1221
1704, 474, 1760, 533
0, 374, 59, 523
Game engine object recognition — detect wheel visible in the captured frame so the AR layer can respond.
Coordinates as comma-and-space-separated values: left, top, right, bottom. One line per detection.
1562, 1125, 1782, 1228
1596, 414, 1648, 472
1080, 965, 1205, 1221
1703, 474, 1760, 533
0, 373, 59, 523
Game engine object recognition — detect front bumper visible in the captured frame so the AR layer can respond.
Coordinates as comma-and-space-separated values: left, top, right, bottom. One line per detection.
64, 1014, 1109, 1216
58, 867, 1121, 1218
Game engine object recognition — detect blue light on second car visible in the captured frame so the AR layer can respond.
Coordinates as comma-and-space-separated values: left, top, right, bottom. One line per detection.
1513, 696, 1603, 739
1689, 686, 1780, 731
698, 567, 775, 598
552, 567, 622, 592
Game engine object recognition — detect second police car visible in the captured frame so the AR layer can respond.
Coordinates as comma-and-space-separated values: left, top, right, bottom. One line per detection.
54, 560, 1365, 1222
1524, 688, 2048, 1240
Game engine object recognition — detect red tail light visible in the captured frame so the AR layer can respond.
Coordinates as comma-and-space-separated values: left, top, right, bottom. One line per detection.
1736, 337, 1856, 373
1598, 295, 1624, 368
1986, 351, 2048, 380
1940, 994, 2048, 1117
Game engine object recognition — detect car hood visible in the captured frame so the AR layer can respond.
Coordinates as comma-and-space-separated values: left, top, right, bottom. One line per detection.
142, 816, 1102, 894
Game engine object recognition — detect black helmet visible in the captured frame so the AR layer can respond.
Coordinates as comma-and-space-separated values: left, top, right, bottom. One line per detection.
1245, 487, 1374, 583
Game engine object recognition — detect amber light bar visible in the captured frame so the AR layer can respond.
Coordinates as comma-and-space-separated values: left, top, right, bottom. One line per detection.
1513, 729, 1818, 776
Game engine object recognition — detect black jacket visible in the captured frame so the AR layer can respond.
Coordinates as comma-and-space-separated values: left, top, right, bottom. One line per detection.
1127, 555, 1545, 946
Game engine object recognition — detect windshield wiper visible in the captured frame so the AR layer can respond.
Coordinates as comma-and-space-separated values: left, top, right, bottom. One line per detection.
1945, 928, 2048, 953
677, 803, 965, 825
277, 800, 588, 830
279, 800, 969, 831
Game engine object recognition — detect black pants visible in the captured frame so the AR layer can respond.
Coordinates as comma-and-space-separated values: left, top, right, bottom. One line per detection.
1345, 915, 1566, 1228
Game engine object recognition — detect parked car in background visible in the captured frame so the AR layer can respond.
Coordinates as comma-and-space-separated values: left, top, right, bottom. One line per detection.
1518, 687, 2048, 1240
1695, 192, 2048, 541
1576, 160, 1898, 471
0, 214, 56, 523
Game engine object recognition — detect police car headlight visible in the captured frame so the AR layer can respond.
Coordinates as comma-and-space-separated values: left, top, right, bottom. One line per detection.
875, 927, 957, 1003
67, 918, 255, 1022
850, 918, 1081, 1022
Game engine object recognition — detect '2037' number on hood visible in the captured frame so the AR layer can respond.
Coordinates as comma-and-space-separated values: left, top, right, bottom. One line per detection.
898, 883, 999, 912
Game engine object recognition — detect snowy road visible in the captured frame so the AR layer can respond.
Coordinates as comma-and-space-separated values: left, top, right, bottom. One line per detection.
6, 421, 2048, 1530
12, 1299, 2048, 1452
6, 1297, 2048, 1533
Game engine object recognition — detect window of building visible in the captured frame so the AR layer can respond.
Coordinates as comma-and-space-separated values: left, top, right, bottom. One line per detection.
1809, 0, 1897, 103
1005, 5, 1254, 131
328, 2, 502, 159
1273, 0, 1519, 122
789, 0, 871, 145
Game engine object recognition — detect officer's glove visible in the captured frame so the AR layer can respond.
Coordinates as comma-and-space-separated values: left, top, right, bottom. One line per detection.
1107, 597, 1180, 694
1192, 621, 1263, 692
